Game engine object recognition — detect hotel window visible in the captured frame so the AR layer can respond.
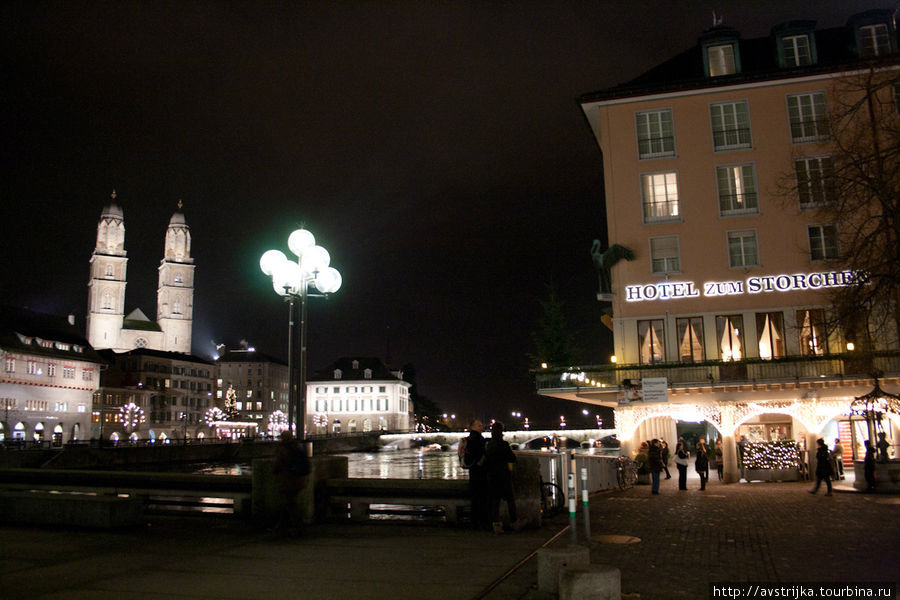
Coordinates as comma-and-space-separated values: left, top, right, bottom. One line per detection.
716, 315, 744, 361
4, 357, 13, 373
787, 92, 828, 142
640, 171, 680, 223
798, 309, 828, 356
650, 236, 680, 274
27, 361, 37, 375
756, 312, 786, 359
716, 164, 758, 215
635, 109, 675, 158
808, 224, 839, 260
638, 319, 666, 365
48, 363, 56, 377
858, 23, 891, 57
63, 366, 75, 379
707, 44, 736, 76
676, 317, 705, 363
781, 34, 813, 67
795, 156, 834, 208
710, 101, 751, 150
727, 230, 759, 268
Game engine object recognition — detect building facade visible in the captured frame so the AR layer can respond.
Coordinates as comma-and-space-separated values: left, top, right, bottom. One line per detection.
307, 357, 412, 435
0, 307, 103, 445
86, 192, 195, 354
93, 349, 215, 442
539, 9, 900, 481
213, 347, 289, 438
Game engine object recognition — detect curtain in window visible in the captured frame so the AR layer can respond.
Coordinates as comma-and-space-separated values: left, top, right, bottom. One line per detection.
717, 316, 743, 361
677, 317, 704, 362
756, 313, 785, 359
639, 320, 665, 364
798, 309, 827, 355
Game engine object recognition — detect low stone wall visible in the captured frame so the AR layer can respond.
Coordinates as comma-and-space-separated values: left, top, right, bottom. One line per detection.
852, 460, 900, 492
0, 490, 144, 528
251, 454, 349, 526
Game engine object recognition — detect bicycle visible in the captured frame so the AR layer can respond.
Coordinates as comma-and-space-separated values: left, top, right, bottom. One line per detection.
616, 456, 638, 489
540, 479, 565, 517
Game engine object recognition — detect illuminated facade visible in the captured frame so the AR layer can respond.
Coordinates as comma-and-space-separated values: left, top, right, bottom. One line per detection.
540, 10, 900, 480
0, 307, 102, 444
307, 357, 412, 435
86, 192, 195, 354
213, 348, 289, 437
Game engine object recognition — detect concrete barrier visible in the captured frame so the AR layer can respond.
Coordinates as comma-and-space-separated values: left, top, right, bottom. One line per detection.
537, 545, 590, 594
251, 454, 349, 526
559, 564, 621, 600
0, 490, 144, 528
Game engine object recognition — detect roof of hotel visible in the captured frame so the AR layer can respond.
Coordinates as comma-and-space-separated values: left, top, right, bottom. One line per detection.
0, 305, 105, 364
308, 356, 405, 383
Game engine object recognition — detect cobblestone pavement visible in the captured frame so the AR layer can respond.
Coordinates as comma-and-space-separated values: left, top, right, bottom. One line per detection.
555, 475, 899, 599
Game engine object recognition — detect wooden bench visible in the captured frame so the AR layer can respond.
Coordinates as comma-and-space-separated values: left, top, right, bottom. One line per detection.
325, 478, 470, 524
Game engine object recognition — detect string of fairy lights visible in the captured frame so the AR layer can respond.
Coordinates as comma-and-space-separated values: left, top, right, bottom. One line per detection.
743, 440, 801, 470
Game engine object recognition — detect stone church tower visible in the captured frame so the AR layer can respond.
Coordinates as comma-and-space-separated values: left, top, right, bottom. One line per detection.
86, 192, 194, 354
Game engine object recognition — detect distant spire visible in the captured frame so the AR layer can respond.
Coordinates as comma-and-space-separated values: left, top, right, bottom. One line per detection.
111, 189, 117, 200
712, 11, 724, 27
177, 199, 183, 210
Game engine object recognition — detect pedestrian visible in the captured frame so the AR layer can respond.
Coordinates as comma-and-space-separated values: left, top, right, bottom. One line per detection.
695, 439, 710, 490
832, 438, 844, 479
661, 440, 672, 480
648, 438, 664, 495
737, 435, 747, 480
808, 438, 833, 496
485, 421, 520, 533
272, 431, 310, 536
876, 432, 890, 463
714, 438, 724, 481
674, 440, 689, 490
460, 419, 490, 529
864, 440, 877, 492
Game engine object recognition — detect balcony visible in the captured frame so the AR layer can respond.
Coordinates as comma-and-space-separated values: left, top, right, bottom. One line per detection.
535, 351, 900, 398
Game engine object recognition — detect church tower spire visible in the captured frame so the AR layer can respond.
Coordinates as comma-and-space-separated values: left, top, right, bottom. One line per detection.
86, 190, 128, 350
157, 200, 195, 353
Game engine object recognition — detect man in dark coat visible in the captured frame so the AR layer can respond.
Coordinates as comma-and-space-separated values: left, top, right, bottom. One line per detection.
462, 419, 490, 529
864, 440, 877, 492
486, 421, 519, 533
808, 437, 833, 496
648, 439, 664, 495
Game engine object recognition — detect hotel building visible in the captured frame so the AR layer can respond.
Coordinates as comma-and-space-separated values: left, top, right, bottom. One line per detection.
539, 9, 900, 481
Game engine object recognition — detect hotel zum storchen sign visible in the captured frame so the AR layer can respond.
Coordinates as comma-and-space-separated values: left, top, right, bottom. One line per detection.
625, 270, 867, 303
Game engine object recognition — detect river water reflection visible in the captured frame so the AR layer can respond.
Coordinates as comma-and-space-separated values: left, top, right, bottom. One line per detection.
345, 448, 466, 480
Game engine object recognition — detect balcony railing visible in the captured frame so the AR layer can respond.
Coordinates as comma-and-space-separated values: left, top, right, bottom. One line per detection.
535, 351, 900, 392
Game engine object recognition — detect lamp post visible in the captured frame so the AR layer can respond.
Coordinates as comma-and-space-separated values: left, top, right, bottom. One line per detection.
260, 228, 342, 439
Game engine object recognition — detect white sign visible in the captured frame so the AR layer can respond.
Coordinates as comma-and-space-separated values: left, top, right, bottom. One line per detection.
625, 270, 867, 302
641, 377, 669, 403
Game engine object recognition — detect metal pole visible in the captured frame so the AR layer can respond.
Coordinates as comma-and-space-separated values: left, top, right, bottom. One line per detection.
286, 294, 296, 435
568, 451, 577, 545
581, 465, 591, 541
297, 281, 309, 440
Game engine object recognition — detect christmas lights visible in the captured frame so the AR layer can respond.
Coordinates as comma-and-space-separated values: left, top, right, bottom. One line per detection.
743, 440, 801, 470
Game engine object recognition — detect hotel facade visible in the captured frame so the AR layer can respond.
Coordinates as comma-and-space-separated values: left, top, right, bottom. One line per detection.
539, 9, 900, 482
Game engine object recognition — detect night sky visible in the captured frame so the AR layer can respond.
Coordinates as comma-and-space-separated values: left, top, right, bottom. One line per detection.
1, 1, 870, 428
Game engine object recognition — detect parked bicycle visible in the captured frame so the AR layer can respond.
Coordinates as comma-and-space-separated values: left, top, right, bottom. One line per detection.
540, 478, 565, 517
616, 456, 638, 489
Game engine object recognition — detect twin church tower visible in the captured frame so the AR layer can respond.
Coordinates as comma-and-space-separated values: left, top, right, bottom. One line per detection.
86, 191, 195, 354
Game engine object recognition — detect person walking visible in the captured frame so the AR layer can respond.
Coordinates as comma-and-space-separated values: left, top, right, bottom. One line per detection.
460, 419, 490, 529
661, 440, 672, 480
832, 438, 844, 479
714, 438, 724, 481
674, 440, 689, 490
808, 438, 833, 496
485, 421, 519, 533
648, 439, 664, 495
695, 439, 710, 491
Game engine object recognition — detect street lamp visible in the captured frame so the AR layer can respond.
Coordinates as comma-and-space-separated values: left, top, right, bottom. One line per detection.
260, 228, 342, 439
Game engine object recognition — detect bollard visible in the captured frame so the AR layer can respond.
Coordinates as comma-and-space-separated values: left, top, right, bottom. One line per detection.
568, 451, 577, 544
559, 564, 621, 600
537, 545, 591, 595
581, 466, 590, 541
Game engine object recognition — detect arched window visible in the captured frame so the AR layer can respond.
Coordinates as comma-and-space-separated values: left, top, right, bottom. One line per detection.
102, 292, 113, 310
363, 419, 372, 432
348, 419, 357, 433
105, 264, 114, 277
13, 422, 25, 440
34, 422, 45, 442
173, 298, 181, 314
378, 417, 388, 431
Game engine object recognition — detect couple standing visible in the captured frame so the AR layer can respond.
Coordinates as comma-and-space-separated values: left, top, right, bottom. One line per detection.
657, 438, 710, 492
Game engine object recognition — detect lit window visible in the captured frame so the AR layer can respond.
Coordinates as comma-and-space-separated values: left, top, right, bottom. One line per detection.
808, 224, 839, 260
676, 317, 705, 363
781, 35, 812, 67
859, 23, 891, 57
62, 367, 75, 379
635, 109, 675, 158
798, 309, 827, 356
27, 361, 37, 375
727, 230, 759, 268
716, 164, 758, 215
4, 358, 14, 373
756, 312, 785, 359
787, 92, 828, 142
716, 315, 744, 361
710, 101, 751, 150
641, 171, 680, 223
650, 236, 680, 274
638, 319, 666, 365
795, 156, 834, 208
48, 363, 56, 377
707, 44, 736, 76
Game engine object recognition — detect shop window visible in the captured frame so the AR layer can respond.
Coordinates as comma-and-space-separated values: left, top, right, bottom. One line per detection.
635, 109, 675, 159
641, 171, 680, 223
710, 101, 751, 150
798, 309, 827, 356
756, 312, 785, 359
638, 319, 666, 364
717, 315, 744, 361
716, 164, 758, 215
787, 92, 828, 142
795, 156, 834, 208
676, 317, 705, 363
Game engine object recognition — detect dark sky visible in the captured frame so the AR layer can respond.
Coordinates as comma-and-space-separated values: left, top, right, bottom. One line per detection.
0, 1, 870, 428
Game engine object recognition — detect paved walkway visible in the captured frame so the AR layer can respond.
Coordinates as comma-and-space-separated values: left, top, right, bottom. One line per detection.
1, 475, 896, 599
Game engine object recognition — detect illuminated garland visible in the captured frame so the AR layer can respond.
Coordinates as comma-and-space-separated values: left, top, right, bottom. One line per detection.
743, 441, 801, 470
204, 407, 224, 427
268, 410, 288, 433
119, 402, 145, 430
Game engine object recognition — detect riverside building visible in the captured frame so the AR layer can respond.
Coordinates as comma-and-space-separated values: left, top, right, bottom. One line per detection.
213, 347, 289, 438
539, 9, 900, 482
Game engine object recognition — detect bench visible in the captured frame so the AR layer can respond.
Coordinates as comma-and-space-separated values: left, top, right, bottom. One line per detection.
325, 478, 470, 524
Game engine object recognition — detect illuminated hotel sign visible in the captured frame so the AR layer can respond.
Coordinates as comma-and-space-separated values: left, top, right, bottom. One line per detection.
625, 270, 867, 302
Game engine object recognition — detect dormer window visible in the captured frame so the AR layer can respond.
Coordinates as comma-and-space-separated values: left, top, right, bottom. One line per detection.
334, 369, 343, 379
351, 360, 359, 369
364, 368, 372, 380
773, 21, 817, 68
781, 35, 812, 67
700, 27, 741, 78
707, 44, 736, 76
859, 24, 891, 57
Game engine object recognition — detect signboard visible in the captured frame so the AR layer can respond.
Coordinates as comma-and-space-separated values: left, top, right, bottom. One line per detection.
620, 377, 668, 404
